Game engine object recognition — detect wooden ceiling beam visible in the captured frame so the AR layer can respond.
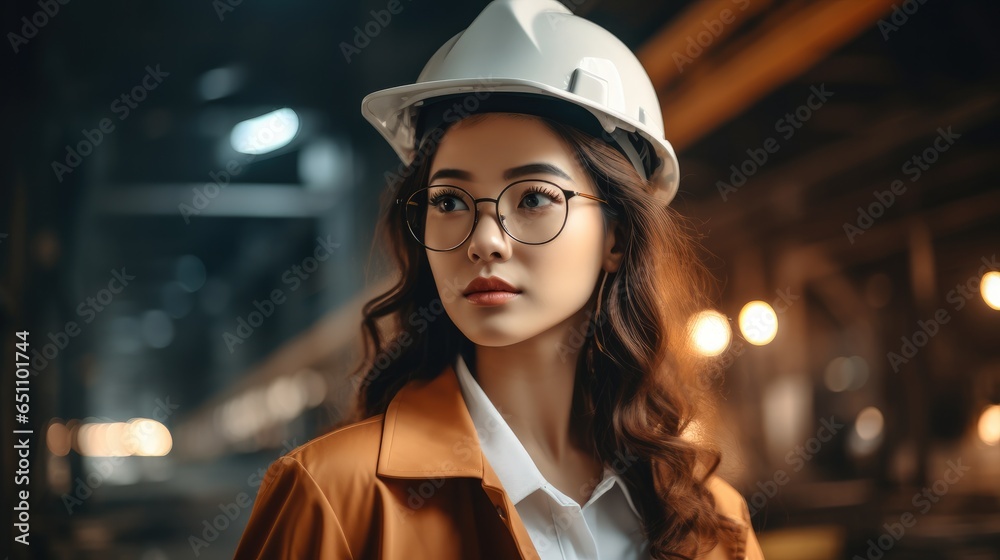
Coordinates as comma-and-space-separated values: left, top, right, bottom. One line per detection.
645, 0, 897, 150
636, 0, 772, 91
680, 94, 999, 236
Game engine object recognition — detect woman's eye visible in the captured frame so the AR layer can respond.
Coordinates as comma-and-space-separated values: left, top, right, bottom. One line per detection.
430, 195, 468, 212
520, 191, 556, 208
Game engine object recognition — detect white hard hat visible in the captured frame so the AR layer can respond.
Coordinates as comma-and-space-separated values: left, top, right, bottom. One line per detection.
360, 0, 680, 204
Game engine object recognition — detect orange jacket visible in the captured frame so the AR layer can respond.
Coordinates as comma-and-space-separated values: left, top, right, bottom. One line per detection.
233, 363, 765, 559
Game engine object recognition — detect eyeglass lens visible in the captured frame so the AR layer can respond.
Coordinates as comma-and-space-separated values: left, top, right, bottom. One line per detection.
405, 181, 568, 250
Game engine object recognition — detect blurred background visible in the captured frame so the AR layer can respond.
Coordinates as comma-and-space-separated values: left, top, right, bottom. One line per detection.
2, 0, 998, 558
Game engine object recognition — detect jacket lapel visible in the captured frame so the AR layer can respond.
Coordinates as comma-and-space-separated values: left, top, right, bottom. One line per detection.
376, 363, 483, 478
376, 363, 541, 559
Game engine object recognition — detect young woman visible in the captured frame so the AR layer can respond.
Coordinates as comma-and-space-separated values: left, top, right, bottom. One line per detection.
234, 1, 764, 559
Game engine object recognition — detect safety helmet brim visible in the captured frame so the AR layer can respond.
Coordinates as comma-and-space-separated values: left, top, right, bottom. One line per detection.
362, 77, 679, 204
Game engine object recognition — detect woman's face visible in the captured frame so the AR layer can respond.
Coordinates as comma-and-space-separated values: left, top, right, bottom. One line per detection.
424, 113, 619, 348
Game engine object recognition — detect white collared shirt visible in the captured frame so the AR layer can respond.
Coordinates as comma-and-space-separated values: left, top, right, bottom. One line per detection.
453, 353, 650, 559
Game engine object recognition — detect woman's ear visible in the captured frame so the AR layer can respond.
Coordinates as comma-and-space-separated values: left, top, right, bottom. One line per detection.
602, 218, 625, 274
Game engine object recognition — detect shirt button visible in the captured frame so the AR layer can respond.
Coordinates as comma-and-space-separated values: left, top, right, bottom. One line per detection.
495, 505, 506, 520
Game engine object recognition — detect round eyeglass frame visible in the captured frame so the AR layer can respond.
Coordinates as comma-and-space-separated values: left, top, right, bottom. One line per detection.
396, 179, 610, 252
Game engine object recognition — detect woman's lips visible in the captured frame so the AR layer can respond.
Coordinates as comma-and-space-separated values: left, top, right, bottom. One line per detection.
464, 291, 520, 306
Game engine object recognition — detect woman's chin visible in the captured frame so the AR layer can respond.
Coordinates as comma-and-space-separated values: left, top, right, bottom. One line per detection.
455, 321, 535, 349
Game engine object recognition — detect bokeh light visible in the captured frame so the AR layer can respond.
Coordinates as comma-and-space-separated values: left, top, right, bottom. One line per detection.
687, 309, 732, 357
739, 300, 778, 345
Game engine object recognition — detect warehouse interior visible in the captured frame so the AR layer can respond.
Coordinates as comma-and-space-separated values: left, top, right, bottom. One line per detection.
2, 0, 999, 558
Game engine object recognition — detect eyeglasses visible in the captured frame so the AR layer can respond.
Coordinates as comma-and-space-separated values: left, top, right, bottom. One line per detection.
397, 179, 609, 252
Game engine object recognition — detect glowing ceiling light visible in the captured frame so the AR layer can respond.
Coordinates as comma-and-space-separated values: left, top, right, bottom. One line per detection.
738, 300, 778, 345
125, 419, 173, 456
687, 310, 731, 357
855, 407, 884, 441
978, 405, 1000, 445
46, 421, 71, 457
981, 271, 1000, 311
230, 108, 299, 155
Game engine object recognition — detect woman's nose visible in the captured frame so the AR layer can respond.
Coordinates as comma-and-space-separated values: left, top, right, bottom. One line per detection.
467, 203, 513, 262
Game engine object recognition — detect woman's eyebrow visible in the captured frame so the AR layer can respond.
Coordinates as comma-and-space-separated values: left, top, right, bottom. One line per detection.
428, 163, 573, 184
503, 163, 573, 182
427, 168, 472, 183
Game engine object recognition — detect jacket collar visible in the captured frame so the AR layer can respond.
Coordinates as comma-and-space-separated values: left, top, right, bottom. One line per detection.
374, 361, 755, 560
376, 362, 541, 559
377, 362, 493, 481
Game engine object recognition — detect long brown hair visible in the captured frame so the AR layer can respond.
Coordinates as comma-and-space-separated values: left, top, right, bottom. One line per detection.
341, 112, 743, 558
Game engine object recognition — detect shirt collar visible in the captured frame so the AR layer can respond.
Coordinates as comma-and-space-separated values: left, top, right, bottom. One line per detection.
453, 351, 549, 504
452, 352, 642, 518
